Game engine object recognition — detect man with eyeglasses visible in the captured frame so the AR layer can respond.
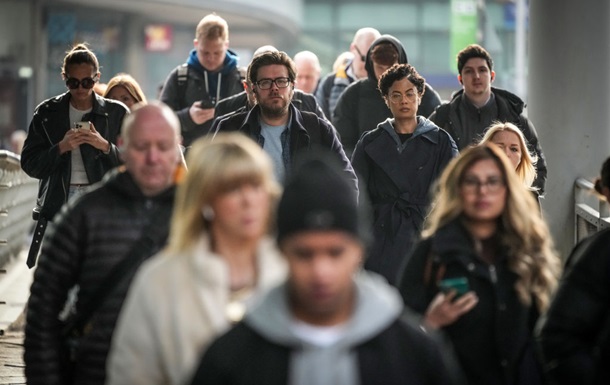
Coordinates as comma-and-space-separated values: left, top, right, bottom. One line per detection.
315, 27, 380, 119
212, 51, 356, 189
21, 43, 128, 267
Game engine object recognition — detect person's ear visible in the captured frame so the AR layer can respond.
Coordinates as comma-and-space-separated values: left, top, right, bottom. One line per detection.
491, 71, 496, 82
458, 74, 463, 85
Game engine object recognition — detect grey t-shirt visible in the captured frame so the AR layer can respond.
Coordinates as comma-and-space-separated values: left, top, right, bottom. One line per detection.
260, 121, 287, 182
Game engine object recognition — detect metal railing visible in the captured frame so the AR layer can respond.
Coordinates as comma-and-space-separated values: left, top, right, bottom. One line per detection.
574, 177, 610, 244
0, 150, 37, 268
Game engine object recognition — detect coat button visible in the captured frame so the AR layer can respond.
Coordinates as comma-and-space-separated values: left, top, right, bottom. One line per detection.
498, 303, 507, 311
501, 359, 508, 367
467, 263, 475, 271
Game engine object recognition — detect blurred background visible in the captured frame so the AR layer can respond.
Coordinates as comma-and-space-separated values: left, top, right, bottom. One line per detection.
0, 0, 527, 149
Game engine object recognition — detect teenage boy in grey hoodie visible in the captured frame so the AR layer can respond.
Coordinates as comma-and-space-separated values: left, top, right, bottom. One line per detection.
189, 154, 455, 385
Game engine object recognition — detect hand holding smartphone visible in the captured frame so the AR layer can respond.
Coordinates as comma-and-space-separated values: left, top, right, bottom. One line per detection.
199, 98, 215, 109
73, 121, 91, 132
439, 277, 470, 299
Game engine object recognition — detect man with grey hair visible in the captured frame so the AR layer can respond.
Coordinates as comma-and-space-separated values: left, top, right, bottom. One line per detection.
315, 27, 381, 118
24, 101, 182, 385
294, 50, 321, 94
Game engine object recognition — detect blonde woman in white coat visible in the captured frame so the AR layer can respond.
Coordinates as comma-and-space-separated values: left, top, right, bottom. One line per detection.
105, 133, 286, 385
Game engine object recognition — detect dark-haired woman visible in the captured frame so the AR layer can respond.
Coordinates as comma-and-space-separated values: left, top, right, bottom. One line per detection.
21, 43, 128, 261
22, 43, 128, 218
351, 63, 457, 285
537, 156, 610, 385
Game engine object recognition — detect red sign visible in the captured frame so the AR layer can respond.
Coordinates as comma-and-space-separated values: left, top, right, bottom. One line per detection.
145, 25, 172, 52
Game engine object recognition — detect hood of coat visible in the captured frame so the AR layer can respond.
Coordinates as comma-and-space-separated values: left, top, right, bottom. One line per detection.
449, 86, 526, 115
378, 116, 439, 145
364, 35, 409, 83
244, 270, 403, 348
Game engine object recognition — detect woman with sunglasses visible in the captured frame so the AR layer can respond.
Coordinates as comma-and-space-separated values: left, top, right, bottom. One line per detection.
21, 43, 128, 247
351, 63, 458, 286
397, 144, 560, 385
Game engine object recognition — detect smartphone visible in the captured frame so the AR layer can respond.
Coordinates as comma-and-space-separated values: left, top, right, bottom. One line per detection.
439, 277, 470, 298
74, 121, 91, 132
200, 98, 215, 109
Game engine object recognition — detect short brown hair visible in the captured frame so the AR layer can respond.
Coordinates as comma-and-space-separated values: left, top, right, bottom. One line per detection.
371, 43, 398, 67
196, 13, 229, 41
457, 44, 493, 75
247, 51, 296, 85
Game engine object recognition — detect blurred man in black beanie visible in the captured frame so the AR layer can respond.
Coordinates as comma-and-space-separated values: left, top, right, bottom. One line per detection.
189, 152, 455, 385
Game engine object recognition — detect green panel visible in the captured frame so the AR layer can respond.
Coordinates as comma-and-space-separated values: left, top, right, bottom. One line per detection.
422, 3, 451, 31
338, 4, 418, 31
450, 0, 478, 74
303, 4, 334, 30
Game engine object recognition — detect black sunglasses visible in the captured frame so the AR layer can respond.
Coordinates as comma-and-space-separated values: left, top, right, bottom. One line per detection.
66, 77, 97, 90
354, 46, 366, 62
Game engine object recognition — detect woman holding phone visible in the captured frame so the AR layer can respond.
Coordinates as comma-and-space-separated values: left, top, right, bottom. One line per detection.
397, 144, 560, 385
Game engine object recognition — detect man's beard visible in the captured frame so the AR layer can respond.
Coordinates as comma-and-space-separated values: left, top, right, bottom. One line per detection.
259, 96, 290, 119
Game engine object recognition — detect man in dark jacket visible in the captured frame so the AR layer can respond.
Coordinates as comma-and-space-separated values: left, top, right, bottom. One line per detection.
212, 45, 327, 133
24, 102, 183, 385
333, 34, 442, 155
429, 44, 547, 194
315, 27, 380, 118
190, 156, 454, 385
213, 50, 356, 189
160, 13, 243, 147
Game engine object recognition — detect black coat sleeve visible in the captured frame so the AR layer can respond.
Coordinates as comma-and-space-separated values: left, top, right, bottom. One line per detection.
536, 233, 610, 385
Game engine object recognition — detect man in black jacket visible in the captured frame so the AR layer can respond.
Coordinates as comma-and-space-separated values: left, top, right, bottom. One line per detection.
211, 46, 327, 135
190, 157, 454, 385
24, 102, 183, 385
213, 50, 356, 189
429, 44, 547, 194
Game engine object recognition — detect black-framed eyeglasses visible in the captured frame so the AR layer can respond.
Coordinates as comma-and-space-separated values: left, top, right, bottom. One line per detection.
461, 176, 505, 194
66, 76, 97, 90
354, 46, 366, 62
255, 77, 291, 90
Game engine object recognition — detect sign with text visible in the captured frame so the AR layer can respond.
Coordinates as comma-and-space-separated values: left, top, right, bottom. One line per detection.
145, 25, 172, 52
450, 0, 479, 74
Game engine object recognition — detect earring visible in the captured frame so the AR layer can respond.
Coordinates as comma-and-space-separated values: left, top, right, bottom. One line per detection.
202, 205, 215, 221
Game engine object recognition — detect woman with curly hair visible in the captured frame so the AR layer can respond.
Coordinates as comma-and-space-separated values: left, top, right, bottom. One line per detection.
398, 143, 560, 385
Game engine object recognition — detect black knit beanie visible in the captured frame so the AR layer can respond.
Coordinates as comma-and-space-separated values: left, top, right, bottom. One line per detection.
277, 153, 368, 244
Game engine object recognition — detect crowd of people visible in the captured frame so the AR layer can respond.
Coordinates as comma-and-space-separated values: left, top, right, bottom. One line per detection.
17, 10, 610, 385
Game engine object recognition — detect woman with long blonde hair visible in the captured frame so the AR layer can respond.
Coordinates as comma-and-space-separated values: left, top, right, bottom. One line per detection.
479, 121, 538, 190
398, 143, 560, 385
106, 132, 286, 385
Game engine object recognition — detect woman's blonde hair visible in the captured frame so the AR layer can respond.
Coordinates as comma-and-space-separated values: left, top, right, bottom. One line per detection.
423, 144, 560, 312
104, 73, 147, 105
166, 133, 280, 254
480, 121, 537, 189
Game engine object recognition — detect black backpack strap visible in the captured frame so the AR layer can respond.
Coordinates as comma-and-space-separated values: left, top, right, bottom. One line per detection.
177, 63, 189, 107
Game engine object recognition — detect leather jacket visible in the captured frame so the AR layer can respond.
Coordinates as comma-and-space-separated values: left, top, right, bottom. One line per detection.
21, 92, 128, 221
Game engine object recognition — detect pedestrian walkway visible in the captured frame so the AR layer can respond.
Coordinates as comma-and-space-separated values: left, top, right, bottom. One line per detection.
0, 247, 33, 385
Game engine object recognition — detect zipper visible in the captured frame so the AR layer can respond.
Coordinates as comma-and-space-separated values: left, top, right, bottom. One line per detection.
489, 264, 497, 283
